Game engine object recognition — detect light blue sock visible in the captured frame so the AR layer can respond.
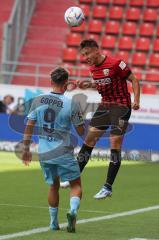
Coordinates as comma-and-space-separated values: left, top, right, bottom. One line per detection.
69, 196, 80, 215
49, 207, 59, 229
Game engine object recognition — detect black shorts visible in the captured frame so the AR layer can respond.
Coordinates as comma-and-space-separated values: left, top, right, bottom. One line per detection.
90, 103, 131, 135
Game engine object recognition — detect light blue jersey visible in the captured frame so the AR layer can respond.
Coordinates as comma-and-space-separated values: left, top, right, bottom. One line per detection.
27, 92, 83, 163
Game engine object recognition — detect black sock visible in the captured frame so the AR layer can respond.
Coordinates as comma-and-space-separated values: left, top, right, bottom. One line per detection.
77, 144, 93, 173
104, 149, 121, 190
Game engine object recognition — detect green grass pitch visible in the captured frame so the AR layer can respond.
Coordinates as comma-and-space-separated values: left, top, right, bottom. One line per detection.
0, 151, 159, 240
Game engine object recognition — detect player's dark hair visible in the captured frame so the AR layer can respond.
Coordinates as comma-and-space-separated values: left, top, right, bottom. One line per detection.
50, 67, 68, 84
80, 39, 99, 50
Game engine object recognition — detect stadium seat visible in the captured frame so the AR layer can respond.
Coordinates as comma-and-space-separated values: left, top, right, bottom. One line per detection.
146, 0, 159, 7
142, 84, 158, 94
62, 63, 77, 77
92, 5, 107, 19
63, 48, 77, 62
105, 21, 120, 35
132, 67, 143, 80
126, 8, 141, 21
122, 22, 137, 36
101, 35, 116, 49
135, 38, 150, 52
143, 9, 158, 22
129, 0, 145, 7
139, 23, 154, 37
71, 22, 86, 33
109, 6, 123, 20
96, 0, 110, 4
102, 49, 112, 56
79, 0, 93, 3
152, 39, 159, 52
118, 37, 133, 50
156, 26, 159, 38
85, 33, 100, 42
66, 33, 82, 47
79, 64, 90, 77
149, 54, 159, 67
112, 0, 127, 6
88, 20, 103, 33
114, 51, 130, 62
145, 69, 159, 82
81, 4, 90, 18
131, 52, 147, 66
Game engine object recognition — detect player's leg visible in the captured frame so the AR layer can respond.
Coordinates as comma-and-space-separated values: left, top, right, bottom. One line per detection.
94, 104, 131, 199
58, 158, 81, 232
48, 177, 60, 230
67, 177, 82, 233
77, 104, 108, 172
77, 126, 105, 172
40, 161, 60, 230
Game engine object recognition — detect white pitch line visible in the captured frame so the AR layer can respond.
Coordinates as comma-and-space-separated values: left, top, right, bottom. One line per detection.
0, 205, 159, 240
130, 238, 159, 240
0, 203, 110, 214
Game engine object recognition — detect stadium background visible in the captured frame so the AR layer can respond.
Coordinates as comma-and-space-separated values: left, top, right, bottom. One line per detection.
0, 0, 159, 160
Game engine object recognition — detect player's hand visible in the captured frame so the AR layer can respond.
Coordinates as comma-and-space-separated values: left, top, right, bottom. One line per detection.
132, 102, 140, 110
22, 150, 32, 166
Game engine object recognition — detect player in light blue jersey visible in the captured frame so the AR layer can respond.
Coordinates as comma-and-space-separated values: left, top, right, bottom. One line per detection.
22, 67, 85, 233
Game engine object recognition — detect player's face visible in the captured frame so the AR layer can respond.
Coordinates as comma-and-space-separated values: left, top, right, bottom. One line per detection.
80, 47, 99, 66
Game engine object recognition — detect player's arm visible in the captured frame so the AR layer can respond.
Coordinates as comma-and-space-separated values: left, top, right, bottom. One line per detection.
22, 119, 36, 165
128, 73, 140, 110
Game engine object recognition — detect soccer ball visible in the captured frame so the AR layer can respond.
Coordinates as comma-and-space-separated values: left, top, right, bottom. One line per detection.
64, 6, 85, 27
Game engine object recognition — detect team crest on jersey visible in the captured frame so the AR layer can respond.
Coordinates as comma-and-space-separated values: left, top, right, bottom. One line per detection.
103, 69, 109, 76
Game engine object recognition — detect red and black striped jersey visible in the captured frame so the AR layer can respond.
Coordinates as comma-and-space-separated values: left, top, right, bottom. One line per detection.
90, 55, 132, 106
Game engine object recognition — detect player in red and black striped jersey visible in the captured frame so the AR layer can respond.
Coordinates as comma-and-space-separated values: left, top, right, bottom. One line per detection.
77, 39, 140, 199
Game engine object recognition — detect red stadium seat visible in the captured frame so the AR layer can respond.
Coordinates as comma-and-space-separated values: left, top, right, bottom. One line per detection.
85, 33, 100, 42
143, 9, 158, 22
79, 0, 93, 3
79, 64, 90, 77
126, 8, 141, 21
129, 0, 145, 7
142, 84, 158, 94
66, 33, 82, 47
81, 4, 90, 18
62, 63, 77, 77
102, 49, 112, 56
63, 48, 77, 62
149, 54, 159, 67
122, 22, 137, 36
112, 0, 127, 5
92, 5, 107, 19
132, 67, 143, 80
146, 0, 159, 7
153, 39, 159, 52
131, 52, 147, 66
118, 37, 133, 50
109, 6, 123, 20
145, 69, 159, 82
105, 21, 120, 35
114, 51, 130, 62
96, 0, 110, 4
71, 22, 86, 33
135, 38, 150, 52
88, 20, 103, 33
101, 35, 116, 49
139, 23, 154, 37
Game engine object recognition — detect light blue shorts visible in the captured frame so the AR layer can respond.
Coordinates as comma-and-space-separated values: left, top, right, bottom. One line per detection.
40, 158, 80, 185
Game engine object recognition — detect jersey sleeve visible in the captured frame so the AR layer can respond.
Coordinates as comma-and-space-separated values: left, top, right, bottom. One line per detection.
27, 99, 37, 121
115, 60, 132, 80
71, 101, 84, 126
